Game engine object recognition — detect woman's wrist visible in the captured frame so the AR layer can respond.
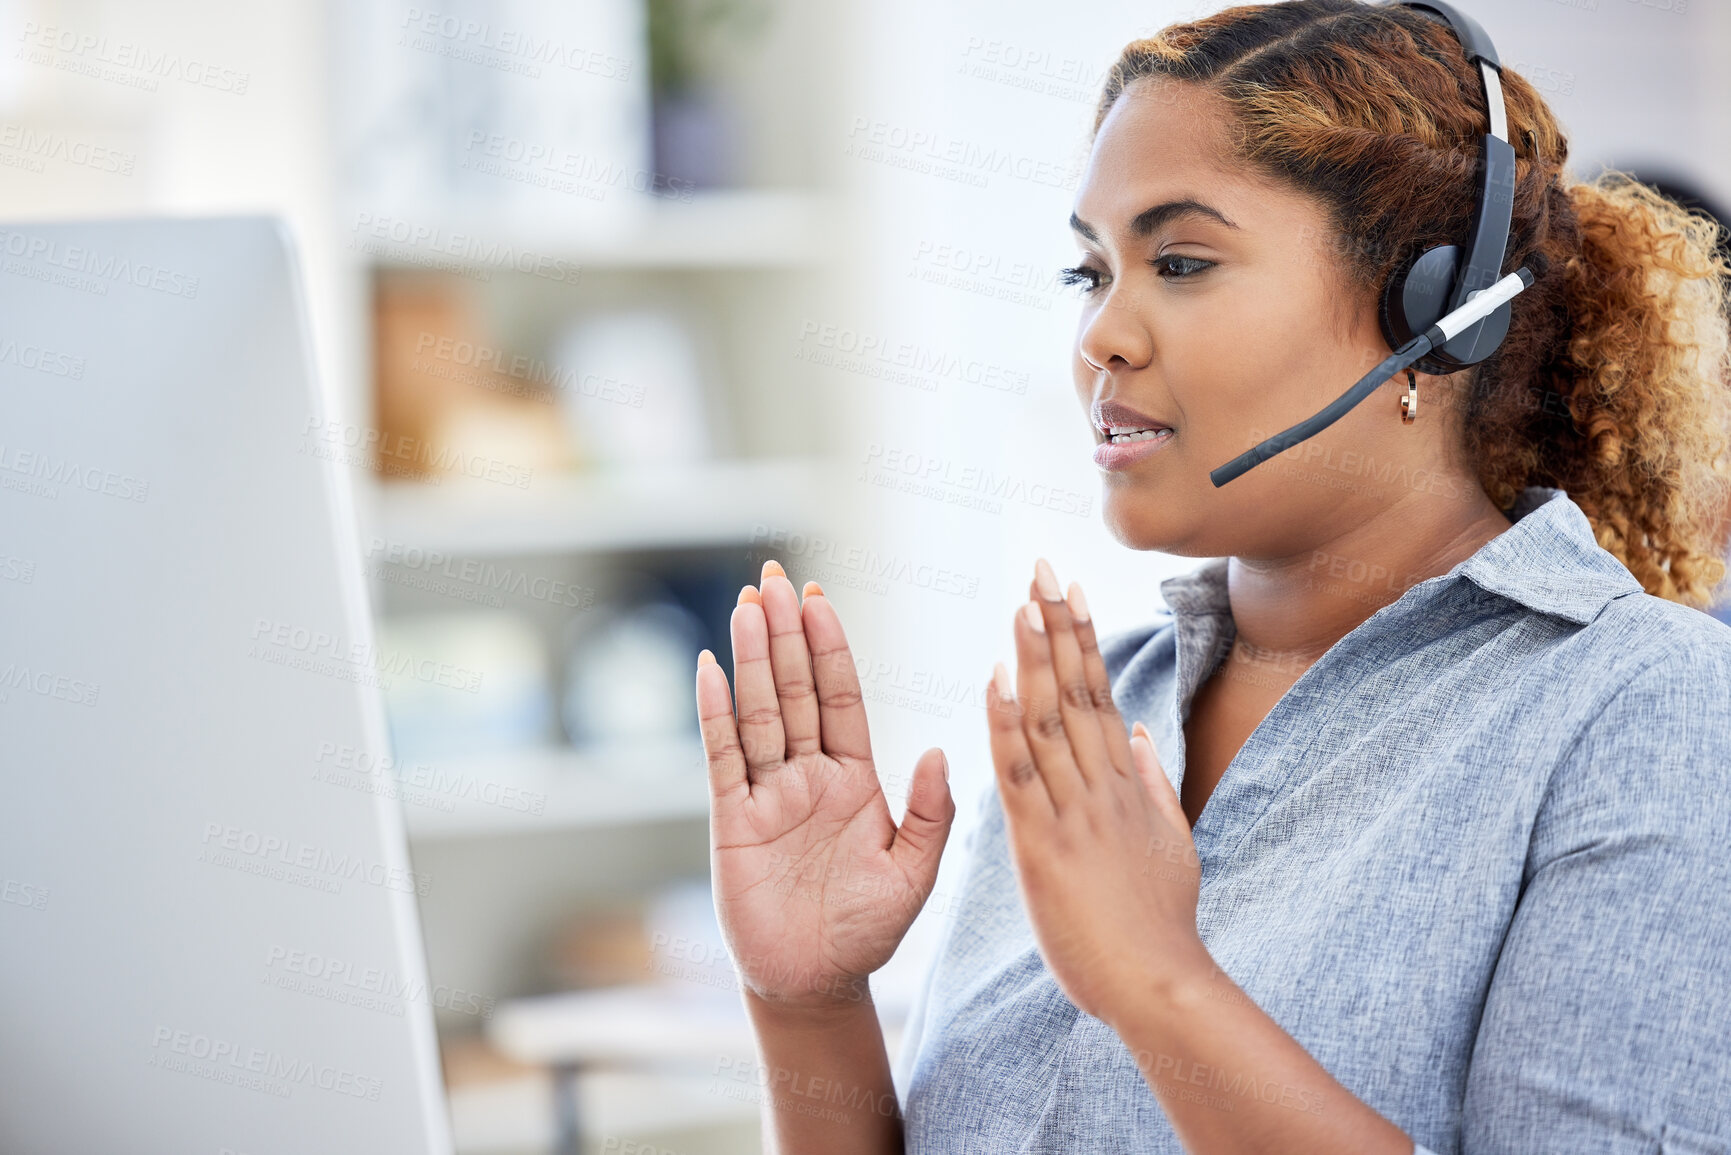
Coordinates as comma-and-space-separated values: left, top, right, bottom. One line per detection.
742, 978, 904, 1155
744, 981, 880, 1032
1095, 934, 1217, 1040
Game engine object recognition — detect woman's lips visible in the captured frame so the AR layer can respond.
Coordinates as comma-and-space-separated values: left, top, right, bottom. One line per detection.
1092, 428, 1175, 470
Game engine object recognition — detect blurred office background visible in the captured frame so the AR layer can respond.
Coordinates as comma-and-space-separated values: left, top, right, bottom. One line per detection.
2, 0, 1728, 1150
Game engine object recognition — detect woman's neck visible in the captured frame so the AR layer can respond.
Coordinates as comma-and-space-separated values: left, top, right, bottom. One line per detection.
1224, 488, 1515, 665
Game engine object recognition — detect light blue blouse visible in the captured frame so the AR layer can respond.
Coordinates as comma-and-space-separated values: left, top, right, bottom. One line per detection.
898, 487, 1731, 1154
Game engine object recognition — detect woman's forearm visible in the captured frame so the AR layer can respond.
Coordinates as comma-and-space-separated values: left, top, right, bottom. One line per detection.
1105, 944, 1413, 1155
742, 988, 904, 1155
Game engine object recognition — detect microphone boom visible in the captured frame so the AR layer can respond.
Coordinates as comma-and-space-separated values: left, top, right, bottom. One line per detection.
1209, 267, 1534, 487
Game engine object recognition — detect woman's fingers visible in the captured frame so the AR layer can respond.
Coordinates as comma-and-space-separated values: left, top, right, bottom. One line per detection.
887, 747, 957, 891
987, 661, 1053, 820
799, 586, 875, 766
730, 587, 786, 779
1131, 722, 1196, 879
1029, 560, 1119, 788
758, 561, 822, 759
695, 649, 749, 803
1013, 596, 1085, 812
1069, 581, 1137, 780
1132, 721, 1184, 828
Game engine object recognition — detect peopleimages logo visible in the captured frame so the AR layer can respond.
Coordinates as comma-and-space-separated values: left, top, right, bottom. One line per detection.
301, 417, 535, 490
0, 334, 86, 379
348, 212, 581, 283
796, 319, 1030, 396
198, 821, 432, 897
248, 616, 486, 694
0, 228, 200, 298
844, 116, 1082, 191
312, 740, 548, 816
0, 660, 100, 707
413, 332, 643, 406
749, 524, 983, 600
15, 22, 252, 94
0, 123, 135, 175
1, 876, 50, 911
462, 130, 697, 202
398, 7, 634, 81
0, 441, 150, 503
148, 1026, 382, 1100
263, 944, 495, 1019
859, 443, 1093, 518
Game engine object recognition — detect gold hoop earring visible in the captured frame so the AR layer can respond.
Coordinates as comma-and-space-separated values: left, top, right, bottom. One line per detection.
1400, 368, 1418, 424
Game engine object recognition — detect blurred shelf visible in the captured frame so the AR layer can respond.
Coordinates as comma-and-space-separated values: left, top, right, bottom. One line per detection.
363, 457, 838, 557
490, 984, 756, 1066
402, 740, 710, 841
363, 189, 829, 273
488, 985, 908, 1067
446, 1063, 759, 1154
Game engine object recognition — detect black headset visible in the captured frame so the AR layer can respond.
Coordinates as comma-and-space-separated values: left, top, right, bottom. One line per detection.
1378, 1, 1519, 372
1210, 0, 1532, 487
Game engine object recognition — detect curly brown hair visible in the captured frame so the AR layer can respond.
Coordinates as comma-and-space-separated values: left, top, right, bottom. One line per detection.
1094, 0, 1731, 607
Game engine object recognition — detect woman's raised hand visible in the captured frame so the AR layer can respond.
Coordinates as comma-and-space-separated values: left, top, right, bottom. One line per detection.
695, 560, 956, 1015
984, 558, 1205, 1025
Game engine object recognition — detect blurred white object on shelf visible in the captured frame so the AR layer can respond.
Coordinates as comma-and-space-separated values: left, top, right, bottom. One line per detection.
336, 0, 652, 235
643, 877, 735, 994
378, 610, 556, 761
561, 597, 707, 747
491, 983, 754, 1067
553, 309, 714, 467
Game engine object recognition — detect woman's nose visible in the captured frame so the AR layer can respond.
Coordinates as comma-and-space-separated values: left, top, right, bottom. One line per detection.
1077, 289, 1153, 372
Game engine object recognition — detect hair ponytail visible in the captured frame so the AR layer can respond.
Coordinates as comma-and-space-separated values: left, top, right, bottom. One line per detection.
1468, 170, 1731, 605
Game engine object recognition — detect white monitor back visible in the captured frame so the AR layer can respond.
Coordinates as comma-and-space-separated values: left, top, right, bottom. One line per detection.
0, 217, 451, 1155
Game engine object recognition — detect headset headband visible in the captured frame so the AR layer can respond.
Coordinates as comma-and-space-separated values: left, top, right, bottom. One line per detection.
1389, 1, 1517, 321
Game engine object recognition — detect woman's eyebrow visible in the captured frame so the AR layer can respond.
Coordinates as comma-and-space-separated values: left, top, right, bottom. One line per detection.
1069, 199, 1239, 242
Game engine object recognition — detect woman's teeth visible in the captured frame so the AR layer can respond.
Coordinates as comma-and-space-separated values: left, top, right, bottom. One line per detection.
1107, 428, 1169, 444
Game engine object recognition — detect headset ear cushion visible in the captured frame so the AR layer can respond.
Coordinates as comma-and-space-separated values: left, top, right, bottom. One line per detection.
1380, 243, 1463, 375
1378, 248, 1422, 350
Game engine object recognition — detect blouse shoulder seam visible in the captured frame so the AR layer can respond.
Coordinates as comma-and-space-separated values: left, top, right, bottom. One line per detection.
1534, 644, 1708, 810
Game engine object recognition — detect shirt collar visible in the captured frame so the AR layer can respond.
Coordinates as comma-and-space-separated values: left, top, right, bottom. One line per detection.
1456, 486, 1645, 624
1158, 486, 1645, 627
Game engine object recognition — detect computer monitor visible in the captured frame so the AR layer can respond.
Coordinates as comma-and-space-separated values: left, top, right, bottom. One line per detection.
0, 217, 452, 1154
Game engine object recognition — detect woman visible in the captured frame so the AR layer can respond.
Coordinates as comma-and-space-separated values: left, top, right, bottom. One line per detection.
693, 2, 1731, 1151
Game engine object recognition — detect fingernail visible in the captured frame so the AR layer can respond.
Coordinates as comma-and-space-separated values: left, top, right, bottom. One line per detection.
762, 559, 786, 579
1066, 582, 1089, 622
1022, 601, 1044, 633
991, 660, 1013, 700
737, 584, 762, 606
802, 580, 824, 599
1033, 557, 1060, 600
939, 749, 949, 782
698, 649, 717, 666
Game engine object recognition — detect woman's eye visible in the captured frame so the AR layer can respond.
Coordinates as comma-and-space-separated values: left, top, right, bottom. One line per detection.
1058, 265, 1104, 295
1151, 254, 1213, 278
1058, 255, 1211, 296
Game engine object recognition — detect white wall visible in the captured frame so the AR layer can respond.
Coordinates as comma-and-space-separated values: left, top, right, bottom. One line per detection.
0, 0, 355, 419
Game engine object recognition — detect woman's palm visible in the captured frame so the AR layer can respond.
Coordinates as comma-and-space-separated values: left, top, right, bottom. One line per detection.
695, 566, 954, 1010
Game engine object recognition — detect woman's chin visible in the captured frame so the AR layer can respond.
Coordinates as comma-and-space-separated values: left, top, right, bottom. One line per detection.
1102, 496, 1191, 553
